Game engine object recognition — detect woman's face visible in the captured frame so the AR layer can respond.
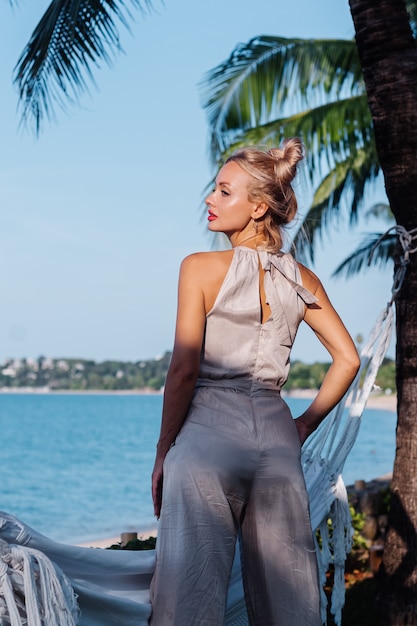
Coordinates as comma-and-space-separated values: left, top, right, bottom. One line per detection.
205, 161, 257, 238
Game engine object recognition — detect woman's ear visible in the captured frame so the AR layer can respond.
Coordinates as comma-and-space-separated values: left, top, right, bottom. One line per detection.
251, 202, 268, 220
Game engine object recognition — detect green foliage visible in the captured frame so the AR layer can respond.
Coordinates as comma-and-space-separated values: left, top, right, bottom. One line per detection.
285, 357, 395, 393
201, 37, 363, 163
12, 0, 159, 133
0, 354, 396, 393
317, 505, 368, 553
332, 232, 396, 278
349, 505, 369, 551
331, 204, 395, 279
106, 536, 156, 550
374, 358, 396, 393
285, 360, 330, 390
0, 353, 171, 391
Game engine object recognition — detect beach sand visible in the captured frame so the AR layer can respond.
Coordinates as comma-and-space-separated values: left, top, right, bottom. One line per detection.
77, 527, 158, 549
284, 389, 397, 413
364, 393, 397, 412
76, 536, 123, 548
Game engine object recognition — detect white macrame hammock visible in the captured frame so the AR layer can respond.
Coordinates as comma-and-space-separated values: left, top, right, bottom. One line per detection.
2, 226, 415, 626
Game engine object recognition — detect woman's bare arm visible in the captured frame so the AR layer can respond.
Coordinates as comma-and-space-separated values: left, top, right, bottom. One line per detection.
151, 254, 207, 517
294, 265, 361, 445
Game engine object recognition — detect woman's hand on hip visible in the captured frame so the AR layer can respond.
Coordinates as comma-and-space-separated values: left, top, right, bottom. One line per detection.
294, 416, 314, 446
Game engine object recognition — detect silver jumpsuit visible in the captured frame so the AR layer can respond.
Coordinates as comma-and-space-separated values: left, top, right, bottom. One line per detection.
150, 247, 322, 626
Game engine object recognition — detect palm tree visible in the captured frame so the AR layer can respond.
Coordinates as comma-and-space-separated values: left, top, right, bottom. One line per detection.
8, 0, 157, 134
349, 0, 417, 622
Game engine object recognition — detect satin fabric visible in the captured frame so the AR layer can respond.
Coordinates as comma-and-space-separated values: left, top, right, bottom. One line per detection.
150, 248, 321, 626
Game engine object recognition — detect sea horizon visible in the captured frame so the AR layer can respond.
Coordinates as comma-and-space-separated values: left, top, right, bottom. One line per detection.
0, 385, 397, 408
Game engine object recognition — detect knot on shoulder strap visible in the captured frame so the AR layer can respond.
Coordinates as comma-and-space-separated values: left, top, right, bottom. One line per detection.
258, 251, 318, 305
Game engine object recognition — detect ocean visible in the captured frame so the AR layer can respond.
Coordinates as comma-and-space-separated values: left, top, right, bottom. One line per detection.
0, 393, 396, 544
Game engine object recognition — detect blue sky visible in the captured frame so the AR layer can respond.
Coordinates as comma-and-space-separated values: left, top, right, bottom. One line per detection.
0, 0, 394, 364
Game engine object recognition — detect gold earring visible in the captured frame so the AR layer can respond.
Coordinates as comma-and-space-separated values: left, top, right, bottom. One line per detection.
253, 219, 258, 234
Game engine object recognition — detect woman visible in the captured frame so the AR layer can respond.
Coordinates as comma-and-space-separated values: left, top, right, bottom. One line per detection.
150, 138, 360, 625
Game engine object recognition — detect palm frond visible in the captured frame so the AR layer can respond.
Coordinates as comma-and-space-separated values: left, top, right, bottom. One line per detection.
200, 36, 362, 162
314, 146, 379, 224
331, 233, 395, 278
213, 94, 373, 174
364, 203, 393, 221
292, 146, 380, 260
14, 0, 157, 133
274, 95, 373, 181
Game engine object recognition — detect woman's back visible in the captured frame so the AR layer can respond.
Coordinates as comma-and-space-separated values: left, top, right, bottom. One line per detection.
198, 246, 317, 390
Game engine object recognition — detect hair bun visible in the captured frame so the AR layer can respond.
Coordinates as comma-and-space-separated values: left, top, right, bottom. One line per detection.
268, 138, 304, 187
267, 147, 284, 160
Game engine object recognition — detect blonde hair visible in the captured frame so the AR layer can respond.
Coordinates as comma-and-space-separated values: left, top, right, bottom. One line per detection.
225, 138, 304, 252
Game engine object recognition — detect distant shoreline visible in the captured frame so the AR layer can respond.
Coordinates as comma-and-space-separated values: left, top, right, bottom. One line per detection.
0, 387, 162, 396
360, 393, 397, 412
75, 527, 158, 549
1, 386, 397, 412
283, 389, 397, 412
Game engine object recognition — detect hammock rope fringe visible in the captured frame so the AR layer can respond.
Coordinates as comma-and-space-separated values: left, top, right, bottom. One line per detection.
0, 535, 80, 626
1, 225, 416, 626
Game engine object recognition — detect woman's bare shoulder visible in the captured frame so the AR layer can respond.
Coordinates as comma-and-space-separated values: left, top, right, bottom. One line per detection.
296, 261, 322, 294
181, 250, 234, 276
180, 250, 234, 312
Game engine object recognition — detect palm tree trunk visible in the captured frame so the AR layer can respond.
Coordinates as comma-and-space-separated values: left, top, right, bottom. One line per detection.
348, 0, 417, 623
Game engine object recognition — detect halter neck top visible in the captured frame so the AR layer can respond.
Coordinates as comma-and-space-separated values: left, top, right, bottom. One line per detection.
198, 247, 318, 392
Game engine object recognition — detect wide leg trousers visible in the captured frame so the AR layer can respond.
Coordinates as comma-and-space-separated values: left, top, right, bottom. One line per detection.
150, 386, 321, 626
